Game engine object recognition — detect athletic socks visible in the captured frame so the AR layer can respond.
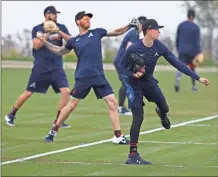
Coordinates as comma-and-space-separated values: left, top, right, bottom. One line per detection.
130, 143, 138, 155
114, 130, 122, 138
53, 110, 61, 124
52, 124, 60, 132
9, 106, 18, 116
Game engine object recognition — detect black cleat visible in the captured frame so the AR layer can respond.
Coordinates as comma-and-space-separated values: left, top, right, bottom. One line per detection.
174, 85, 180, 92
155, 107, 171, 129
126, 152, 152, 165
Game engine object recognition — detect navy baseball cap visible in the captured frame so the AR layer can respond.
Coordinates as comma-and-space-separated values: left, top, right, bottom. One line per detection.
138, 16, 147, 24
44, 6, 61, 15
142, 19, 164, 31
75, 11, 93, 21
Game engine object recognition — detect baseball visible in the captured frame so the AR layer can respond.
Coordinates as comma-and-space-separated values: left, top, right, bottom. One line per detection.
36, 32, 43, 38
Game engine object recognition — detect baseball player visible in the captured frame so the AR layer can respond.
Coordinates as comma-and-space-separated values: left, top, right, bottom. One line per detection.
37, 11, 140, 144
118, 19, 209, 165
175, 9, 203, 92
114, 16, 147, 116
5, 6, 72, 128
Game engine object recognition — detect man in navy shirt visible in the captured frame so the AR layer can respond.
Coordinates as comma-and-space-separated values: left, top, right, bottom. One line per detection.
38, 11, 139, 144
114, 16, 147, 116
118, 19, 209, 165
175, 9, 202, 92
5, 6, 72, 128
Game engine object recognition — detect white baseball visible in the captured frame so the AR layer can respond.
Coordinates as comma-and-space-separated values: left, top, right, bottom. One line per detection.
36, 32, 43, 38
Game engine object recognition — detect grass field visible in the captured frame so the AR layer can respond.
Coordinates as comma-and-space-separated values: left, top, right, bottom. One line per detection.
1, 68, 218, 176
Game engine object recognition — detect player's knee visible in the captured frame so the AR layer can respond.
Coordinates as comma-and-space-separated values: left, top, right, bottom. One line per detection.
69, 98, 79, 109
24, 91, 33, 98
60, 88, 70, 95
108, 97, 118, 111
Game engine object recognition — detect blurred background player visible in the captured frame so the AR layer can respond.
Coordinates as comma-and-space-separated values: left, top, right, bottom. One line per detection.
175, 9, 202, 92
38, 11, 139, 144
5, 6, 72, 128
114, 16, 147, 116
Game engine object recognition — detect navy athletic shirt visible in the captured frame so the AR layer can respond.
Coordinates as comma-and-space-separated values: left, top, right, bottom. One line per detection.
119, 39, 200, 86
114, 28, 139, 67
65, 28, 107, 79
32, 23, 70, 72
176, 20, 201, 57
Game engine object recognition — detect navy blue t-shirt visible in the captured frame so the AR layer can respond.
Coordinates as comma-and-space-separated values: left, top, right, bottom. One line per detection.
65, 28, 107, 79
114, 28, 139, 66
176, 20, 201, 57
32, 23, 70, 72
118, 39, 200, 86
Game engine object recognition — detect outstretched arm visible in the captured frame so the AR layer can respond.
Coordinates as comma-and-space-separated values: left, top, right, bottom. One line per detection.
106, 25, 130, 37
163, 49, 199, 80
106, 18, 140, 37
163, 46, 209, 86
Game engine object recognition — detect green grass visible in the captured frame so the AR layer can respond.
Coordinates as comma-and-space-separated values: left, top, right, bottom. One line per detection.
1, 69, 218, 176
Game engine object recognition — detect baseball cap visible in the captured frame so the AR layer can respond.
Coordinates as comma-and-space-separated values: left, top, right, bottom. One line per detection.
138, 16, 147, 24
75, 11, 93, 21
142, 19, 164, 31
44, 6, 61, 15
188, 9, 195, 18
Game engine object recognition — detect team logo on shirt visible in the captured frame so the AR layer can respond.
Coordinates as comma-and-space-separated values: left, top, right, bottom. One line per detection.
88, 32, 93, 37
76, 38, 80, 42
154, 52, 159, 57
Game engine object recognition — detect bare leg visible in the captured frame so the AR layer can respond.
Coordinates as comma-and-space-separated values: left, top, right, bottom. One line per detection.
54, 87, 70, 125
103, 94, 120, 131
5, 90, 33, 126
55, 98, 80, 127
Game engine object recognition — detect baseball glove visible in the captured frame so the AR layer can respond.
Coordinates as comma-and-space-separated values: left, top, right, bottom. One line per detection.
192, 53, 204, 66
127, 53, 145, 73
43, 21, 60, 33
128, 18, 140, 33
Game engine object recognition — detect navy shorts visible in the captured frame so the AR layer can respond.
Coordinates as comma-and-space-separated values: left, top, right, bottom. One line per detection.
131, 84, 167, 109
179, 54, 195, 64
26, 68, 69, 94
70, 75, 114, 99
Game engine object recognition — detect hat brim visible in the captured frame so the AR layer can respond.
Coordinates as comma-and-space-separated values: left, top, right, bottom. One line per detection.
44, 10, 61, 14
83, 13, 93, 18
151, 26, 164, 30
